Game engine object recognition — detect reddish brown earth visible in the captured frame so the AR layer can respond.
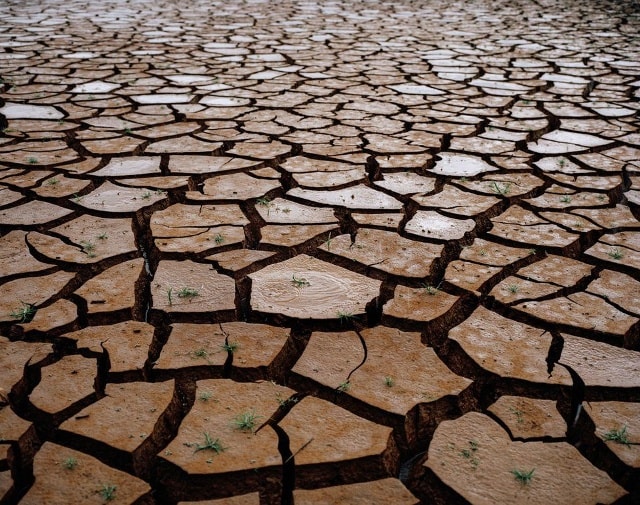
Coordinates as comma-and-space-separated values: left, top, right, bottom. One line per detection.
0, 0, 639, 504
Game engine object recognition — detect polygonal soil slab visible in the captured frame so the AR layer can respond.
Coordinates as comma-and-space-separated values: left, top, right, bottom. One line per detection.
0, 270, 75, 323
17, 299, 77, 334
259, 224, 339, 248
383, 285, 459, 323
200, 173, 280, 200
155, 322, 289, 374
59, 380, 176, 454
207, 250, 275, 272
91, 156, 161, 177
513, 291, 637, 341
374, 172, 436, 195
248, 254, 381, 319
160, 379, 293, 474
319, 229, 443, 278
27, 215, 136, 264
429, 152, 497, 177
64, 321, 154, 373
412, 185, 499, 216
405, 211, 475, 240
21, 443, 150, 504
585, 401, 640, 468
0, 337, 52, 393
168, 155, 259, 174
489, 206, 578, 249
487, 396, 567, 439
0, 200, 73, 225
151, 261, 236, 314
255, 198, 337, 224
559, 335, 640, 388
280, 157, 364, 178
587, 269, 640, 317
292, 326, 471, 416
425, 412, 626, 505
279, 396, 396, 472
585, 232, 640, 271
448, 307, 571, 384
287, 185, 403, 210
74, 258, 144, 314
29, 355, 97, 419
293, 478, 419, 504
74, 181, 165, 212
151, 203, 249, 235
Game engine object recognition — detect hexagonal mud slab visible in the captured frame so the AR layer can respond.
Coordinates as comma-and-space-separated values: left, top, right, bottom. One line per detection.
248, 254, 381, 319
424, 412, 626, 505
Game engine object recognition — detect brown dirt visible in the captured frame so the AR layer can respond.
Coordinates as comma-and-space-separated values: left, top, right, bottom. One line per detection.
0, 0, 639, 504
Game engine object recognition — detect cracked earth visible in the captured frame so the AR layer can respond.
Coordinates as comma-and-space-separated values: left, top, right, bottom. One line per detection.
0, 0, 639, 504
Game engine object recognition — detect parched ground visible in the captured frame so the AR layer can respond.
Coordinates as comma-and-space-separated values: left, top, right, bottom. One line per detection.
0, 0, 639, 503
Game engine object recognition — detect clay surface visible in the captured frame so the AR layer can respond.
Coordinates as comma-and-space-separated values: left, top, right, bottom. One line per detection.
0, 1, 639, 503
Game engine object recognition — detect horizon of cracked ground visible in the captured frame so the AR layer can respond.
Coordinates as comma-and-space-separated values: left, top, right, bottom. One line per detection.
0, 0, 639, 504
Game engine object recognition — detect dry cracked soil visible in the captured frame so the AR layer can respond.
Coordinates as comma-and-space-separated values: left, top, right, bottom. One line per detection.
0, 0, 639, 504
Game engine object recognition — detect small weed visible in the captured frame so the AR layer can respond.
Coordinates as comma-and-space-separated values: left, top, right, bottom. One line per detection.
603, 426, 631, 447
46, 177, 59, 186
507, 284, 519, 294
193, 348, 209, 359
199, 391, 213, 401
232, 410, 262, 432
80, 241, 95, 254
141, 191, 152, 200
63, 457, 78, 470
479, 248, 487, 256
97, 232, 108, 240
459, 440, 480, 468
490, 181, 511, 196
282, 207, 291, 213
384, 376, 394, 387
337, 380, 351, 393
558, 158, 566, 167
123, 128, 132, 134
71, 193, 82, 202
509, 407, 524, 424
325, 232, 332, 251
607, 248, 623, 260
597, 194, 606, 201
336, 311, 354, 324
99, 484, 117, 502
291, 274, 310, 287
560, 195, 572, 203
220, 341, 239, 353
27, 157, 38, 164
192, 433, 225, 454
167, 287, 173, 306
256, 197, 273, 215
528, 248, 536, 255
177, 287, 199, 298
10, 302, 36, 323
276, 392, 299, 408
421, 283, 438, 296
214, 233, 224, 244
511, 468, 534, 485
